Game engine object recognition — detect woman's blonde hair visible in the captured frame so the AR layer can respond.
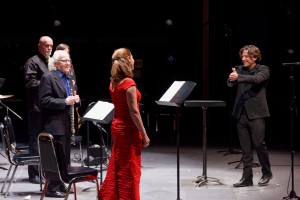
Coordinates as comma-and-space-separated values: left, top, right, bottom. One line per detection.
110, 48, 133, 82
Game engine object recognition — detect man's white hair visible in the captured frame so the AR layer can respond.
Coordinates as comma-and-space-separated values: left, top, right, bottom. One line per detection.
52, 50, 69, 61
48, 50, 70, 71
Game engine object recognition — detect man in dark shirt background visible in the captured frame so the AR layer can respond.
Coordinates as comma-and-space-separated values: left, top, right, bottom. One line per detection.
22, 35, 53, 184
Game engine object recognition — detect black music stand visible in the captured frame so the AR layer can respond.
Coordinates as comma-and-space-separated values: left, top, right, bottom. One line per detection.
79, 100, 114, 184
184, 100, 226, 187
156, 81, 196, 200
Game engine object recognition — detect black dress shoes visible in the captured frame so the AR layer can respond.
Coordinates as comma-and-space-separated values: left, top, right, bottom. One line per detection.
233, 178, 253, 187
59, 184, 68, 193
258, 174, 272, 186
45, 190, 65, 198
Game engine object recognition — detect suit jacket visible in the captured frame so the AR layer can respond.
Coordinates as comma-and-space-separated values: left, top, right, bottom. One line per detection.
227, 64, 270, 120
39, 70, 79, 136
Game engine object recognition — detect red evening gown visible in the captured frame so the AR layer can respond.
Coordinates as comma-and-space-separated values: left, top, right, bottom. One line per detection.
98, 78, 143, 200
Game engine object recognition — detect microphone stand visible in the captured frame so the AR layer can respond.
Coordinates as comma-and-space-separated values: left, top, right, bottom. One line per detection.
283, 65, 299, 200
218, 24, 242, 157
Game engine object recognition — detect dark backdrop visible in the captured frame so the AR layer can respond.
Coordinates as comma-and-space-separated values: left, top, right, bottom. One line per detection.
0, 0, 299, 150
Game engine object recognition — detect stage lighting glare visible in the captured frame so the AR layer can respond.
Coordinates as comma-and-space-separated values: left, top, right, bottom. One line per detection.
53, 20, 61, 26
165, 19, 173, 26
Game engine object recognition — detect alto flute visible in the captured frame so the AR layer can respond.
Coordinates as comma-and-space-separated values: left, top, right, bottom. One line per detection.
70, 92, 76, 145
69, 71, 76, 145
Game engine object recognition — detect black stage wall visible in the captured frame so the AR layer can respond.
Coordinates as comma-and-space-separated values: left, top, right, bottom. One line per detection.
0, 1, 299, 150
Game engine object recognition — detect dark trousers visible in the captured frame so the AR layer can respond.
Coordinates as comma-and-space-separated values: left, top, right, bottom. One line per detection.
237, 113, 272, 180
28, 111, 42, 178
47, 134, 71, 191
53, 134, 71, 167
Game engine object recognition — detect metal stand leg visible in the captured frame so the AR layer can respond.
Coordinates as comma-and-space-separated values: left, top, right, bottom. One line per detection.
283, 151, 300, 200
229, 158, 261, 169
229, 159, 243, 169
174, 110, 181, 200
193, 106, 222, 187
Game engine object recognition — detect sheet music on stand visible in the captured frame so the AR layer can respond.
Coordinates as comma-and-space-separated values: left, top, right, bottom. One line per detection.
80, 100, 114, 124
79, 100, 114, 184
156, 81, 197, 107
155, 80, 196, 200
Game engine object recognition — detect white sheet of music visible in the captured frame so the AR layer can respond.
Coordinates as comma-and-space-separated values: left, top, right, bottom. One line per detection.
159, 81, 185, 102
84, 100, 114, 120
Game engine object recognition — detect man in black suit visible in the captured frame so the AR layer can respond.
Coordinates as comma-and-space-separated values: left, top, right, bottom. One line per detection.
39, 50, 80, 197
228, 45, 272, 187
23, 36, 53, 184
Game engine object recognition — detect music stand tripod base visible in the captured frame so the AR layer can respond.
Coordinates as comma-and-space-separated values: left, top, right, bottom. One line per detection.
229, 159, 261, 169
193, 176, 223, 187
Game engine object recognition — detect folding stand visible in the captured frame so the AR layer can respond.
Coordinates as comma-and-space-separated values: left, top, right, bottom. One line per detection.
184, 100, 226, 187
79, 100, 114, 185
156, 81, 196, 200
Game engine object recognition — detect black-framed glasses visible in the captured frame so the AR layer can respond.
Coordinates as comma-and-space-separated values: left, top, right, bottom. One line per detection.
58, 59, 72, 63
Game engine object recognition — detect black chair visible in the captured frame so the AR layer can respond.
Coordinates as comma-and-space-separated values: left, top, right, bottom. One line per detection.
0, 119, 40, 198
38, 133, 99, 200
3, 116, 30, 155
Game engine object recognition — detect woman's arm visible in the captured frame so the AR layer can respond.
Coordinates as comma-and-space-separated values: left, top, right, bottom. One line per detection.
126, 86, 150, 147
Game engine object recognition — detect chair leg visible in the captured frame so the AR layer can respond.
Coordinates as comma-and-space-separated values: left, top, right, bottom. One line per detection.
95, 178, 100, 198
40, 179, 49, 200
64, 183, 74, 200
4, 164, 19, 197
73, 183, 77, 200
0, 164, 13, 193
38, 163, 43, 191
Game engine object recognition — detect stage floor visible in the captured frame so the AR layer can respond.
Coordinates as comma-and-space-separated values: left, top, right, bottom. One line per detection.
0, 144, 300, 200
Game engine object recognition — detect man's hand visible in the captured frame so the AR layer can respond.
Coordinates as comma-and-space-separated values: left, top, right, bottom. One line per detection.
65, 95, 80, 105
229, 68, 238, 81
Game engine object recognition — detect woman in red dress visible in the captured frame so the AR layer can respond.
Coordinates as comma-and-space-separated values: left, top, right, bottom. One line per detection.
98, 48, 150, 200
